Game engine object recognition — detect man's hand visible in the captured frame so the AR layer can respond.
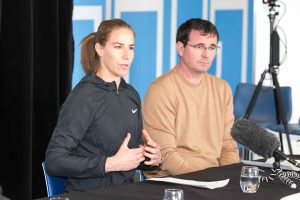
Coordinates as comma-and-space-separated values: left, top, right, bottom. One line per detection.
142, 129, 162, 166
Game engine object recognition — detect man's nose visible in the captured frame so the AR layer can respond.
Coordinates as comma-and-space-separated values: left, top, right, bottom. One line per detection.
201, 47, 209, 57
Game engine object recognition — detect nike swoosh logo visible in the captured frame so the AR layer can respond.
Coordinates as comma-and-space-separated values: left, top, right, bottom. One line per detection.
132, 108, 138, 114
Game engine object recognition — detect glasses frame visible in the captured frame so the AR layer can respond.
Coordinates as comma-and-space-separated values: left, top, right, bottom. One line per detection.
186, 43, 220, 54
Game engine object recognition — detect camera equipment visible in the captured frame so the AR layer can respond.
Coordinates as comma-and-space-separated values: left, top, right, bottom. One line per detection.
262, 0, 277, 6
243, 0, 292, 159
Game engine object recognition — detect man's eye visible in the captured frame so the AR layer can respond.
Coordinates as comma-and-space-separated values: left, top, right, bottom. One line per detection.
209, 46, 216, 51
129, 46, 134, 50
195, 45, 204, 49
114, 45, 122, 49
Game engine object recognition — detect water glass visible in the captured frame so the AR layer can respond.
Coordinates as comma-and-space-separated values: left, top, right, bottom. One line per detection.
163, 188, 184, 200
240, 166, 260, 193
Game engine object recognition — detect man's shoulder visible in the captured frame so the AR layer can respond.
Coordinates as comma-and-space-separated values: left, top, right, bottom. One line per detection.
206, 73, 225, 83
151, 68, 178, 87
205, 74, 233, 97
206, 74, 230, 87
145, 68, 178, 99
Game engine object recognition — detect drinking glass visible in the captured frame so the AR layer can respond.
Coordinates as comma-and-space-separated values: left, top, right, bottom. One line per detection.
163, 188, 184, 200
240, 166, 260, 193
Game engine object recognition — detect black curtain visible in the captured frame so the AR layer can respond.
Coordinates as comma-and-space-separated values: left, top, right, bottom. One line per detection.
0, 0, 73, 199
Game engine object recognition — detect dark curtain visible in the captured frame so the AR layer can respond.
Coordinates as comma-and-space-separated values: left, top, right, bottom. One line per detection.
0, 0, 73, 199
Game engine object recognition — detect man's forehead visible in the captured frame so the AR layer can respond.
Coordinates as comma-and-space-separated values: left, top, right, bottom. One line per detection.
190, 29, 216, 38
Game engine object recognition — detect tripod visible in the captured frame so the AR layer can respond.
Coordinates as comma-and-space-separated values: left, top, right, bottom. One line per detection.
243, 0, 292, 160
270, 157, 297, 189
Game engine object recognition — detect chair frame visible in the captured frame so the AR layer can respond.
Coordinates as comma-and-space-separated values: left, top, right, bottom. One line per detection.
42, 161, 146, 196
42, 161, 66, 197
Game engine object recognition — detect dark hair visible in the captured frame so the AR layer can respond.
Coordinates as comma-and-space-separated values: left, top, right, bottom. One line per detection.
176, 18, 219, 46
80, 19, 135, 73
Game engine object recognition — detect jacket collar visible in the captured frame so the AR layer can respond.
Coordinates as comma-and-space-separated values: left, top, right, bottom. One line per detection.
79, 72, 128, 91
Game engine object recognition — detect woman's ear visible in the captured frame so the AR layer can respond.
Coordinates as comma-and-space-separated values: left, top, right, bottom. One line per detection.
95, 43, 104, 56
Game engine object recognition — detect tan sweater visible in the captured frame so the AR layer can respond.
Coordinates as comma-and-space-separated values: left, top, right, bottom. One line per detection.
142, 67, 240, 177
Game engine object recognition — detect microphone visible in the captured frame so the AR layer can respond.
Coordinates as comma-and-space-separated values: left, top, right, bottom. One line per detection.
231, 118, 300, 168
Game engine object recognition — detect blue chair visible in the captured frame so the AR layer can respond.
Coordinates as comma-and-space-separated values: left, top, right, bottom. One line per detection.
268, 117, 300, 136
233, 83, 293, 157
42, 161, 66, 197
42, 161, 145, 196
135, 169, 146, 182
234, 83, 292, 126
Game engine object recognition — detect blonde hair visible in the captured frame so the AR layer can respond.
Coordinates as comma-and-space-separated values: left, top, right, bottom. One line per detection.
80, 19, 135, 73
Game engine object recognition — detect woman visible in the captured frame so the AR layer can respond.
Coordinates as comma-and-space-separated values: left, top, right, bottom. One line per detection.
45, 19, 162, 192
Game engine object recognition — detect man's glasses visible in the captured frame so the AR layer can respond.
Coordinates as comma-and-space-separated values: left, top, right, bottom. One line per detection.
186, 44, 220, 54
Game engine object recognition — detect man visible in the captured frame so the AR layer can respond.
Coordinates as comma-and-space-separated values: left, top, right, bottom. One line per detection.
142, 18, 240, 177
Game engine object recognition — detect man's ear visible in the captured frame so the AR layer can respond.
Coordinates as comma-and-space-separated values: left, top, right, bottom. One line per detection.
176, 41, 184, 57
95, 43, 104, 56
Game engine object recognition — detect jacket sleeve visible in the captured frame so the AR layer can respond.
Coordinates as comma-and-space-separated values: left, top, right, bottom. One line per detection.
137, 95, 144, 145
45, 90, 107, 178
218, 83, 240, 165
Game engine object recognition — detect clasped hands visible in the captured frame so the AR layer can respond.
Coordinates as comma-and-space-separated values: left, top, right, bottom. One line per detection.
105, 129, 162, 172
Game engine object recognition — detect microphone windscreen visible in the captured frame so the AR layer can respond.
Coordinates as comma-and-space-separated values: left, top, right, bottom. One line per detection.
231, 118, 280, 159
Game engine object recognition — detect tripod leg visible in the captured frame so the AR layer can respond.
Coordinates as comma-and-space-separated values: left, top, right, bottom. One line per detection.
271, 71, 293, 155
242, 70, 268, 160
244, 70, 267, 119
279, 132, 284, 151
271, 168, 297, 189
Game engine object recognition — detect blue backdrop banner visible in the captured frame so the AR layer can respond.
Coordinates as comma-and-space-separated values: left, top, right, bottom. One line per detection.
72, 0, 254, 99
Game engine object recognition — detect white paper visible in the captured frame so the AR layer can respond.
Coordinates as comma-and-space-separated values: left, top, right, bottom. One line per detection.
147, 177, 230, 189
242, 158, 300, 171
280, 192, 300, 200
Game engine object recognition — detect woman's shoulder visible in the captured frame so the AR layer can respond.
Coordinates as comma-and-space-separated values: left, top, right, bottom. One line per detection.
124, 82, 141, 105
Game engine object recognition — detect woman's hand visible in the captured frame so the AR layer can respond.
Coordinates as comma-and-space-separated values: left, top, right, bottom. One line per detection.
142, 129, 162, 166
105, 133, 145, 172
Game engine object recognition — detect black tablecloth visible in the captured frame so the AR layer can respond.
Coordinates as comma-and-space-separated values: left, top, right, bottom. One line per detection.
36, 162, 300, 200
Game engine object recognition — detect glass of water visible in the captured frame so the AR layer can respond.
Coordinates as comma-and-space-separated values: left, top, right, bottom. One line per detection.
240, 166, 260, 193
163, 188, 184, 200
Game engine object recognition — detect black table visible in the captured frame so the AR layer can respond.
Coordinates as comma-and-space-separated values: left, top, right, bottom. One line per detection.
36, 162, 300, 200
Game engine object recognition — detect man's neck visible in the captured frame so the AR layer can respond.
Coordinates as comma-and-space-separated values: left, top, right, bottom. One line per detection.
176, 65, 204, 84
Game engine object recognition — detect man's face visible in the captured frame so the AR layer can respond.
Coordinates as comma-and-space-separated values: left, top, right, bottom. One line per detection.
177, 29, 218, 75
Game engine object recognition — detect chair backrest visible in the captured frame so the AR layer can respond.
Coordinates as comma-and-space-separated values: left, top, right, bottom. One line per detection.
42, 161, 66, 197
134, 169, 146, 182
233, 83, 292, 125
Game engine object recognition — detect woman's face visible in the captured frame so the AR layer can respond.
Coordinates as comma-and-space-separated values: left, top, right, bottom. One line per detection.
96, 28, 135, 81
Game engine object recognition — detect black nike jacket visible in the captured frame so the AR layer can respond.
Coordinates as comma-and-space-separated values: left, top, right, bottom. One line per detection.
45, 72, 143, 191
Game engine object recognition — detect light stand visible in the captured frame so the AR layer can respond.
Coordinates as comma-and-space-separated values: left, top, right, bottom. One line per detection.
243, 0, 292, 160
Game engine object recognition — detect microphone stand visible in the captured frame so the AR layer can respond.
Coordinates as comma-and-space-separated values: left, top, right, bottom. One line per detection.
271, 157, 297, 189
273, 156, 281, 169
260, 156, 299, 188
243, 0, 292, 160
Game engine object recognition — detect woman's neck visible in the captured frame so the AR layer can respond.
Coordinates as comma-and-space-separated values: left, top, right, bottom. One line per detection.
96, 69, 121, 87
